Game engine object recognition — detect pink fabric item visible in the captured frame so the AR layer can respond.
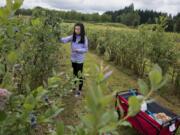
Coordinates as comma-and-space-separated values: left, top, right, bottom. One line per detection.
0, 88, 10, 97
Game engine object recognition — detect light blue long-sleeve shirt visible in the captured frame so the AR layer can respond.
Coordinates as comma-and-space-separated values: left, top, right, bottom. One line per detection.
60, 35, 88, 63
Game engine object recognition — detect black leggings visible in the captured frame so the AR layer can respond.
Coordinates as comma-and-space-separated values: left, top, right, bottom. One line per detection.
72, 62, 84, 91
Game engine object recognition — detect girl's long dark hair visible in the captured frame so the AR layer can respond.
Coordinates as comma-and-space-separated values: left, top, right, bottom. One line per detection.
72, 23, 85, 44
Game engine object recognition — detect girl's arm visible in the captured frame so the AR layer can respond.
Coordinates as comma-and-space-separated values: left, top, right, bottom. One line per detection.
76, 36, 88, 53
59, 35, 73, 43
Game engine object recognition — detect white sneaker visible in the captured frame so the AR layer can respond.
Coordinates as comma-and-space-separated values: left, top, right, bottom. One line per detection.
75, 90, 81, 97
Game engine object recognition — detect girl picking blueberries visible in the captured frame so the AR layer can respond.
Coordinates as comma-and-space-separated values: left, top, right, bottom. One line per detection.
59, 23, 88, 97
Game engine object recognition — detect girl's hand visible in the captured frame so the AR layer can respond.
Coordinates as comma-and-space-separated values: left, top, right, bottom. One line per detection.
74, 49, 80, 52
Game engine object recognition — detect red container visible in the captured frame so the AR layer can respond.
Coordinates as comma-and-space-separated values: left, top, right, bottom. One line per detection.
115, 89, 180, 135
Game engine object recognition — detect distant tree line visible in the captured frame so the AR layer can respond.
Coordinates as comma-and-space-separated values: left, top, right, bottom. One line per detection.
15, 4, 180, 32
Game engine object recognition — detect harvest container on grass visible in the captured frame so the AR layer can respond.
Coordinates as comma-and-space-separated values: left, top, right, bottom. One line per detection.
115, 89, 180, 135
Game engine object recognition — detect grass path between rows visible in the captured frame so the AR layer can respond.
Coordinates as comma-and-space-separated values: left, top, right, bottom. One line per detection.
59, 44, 180, 135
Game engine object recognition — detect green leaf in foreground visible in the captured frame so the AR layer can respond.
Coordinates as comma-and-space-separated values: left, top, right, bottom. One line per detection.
0, 111, 7, 121
138, 79, 149, 95
149, 64, 162, 89
127, 96, 141, 117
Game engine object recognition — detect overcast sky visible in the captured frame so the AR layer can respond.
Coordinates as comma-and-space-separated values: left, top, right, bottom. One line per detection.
0, 0, 180, 15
